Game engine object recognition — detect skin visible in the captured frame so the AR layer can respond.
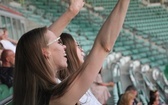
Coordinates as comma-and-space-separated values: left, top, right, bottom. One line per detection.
2, 50, 15, 67
7, 51, 15, 66
75, 41, 85, 63
0, 29, 18, 45
155, 91, 159, 97
48, 0, 85, 37
129, 99, 134, 105
45, 30, 67, 71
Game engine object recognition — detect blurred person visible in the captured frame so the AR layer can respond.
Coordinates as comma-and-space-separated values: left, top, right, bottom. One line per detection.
118, 91, 135, 105
91, 68, 114, 104
0, 43, 4, 65
125, 85, 138, 103
0, 27, 18, 53
58, 33, 101, 105
117, 85, 140, 105
149, 90, 159, 98
13, 0, 130, 105
148, 95, 160, 105
149, 90, 162, 105
0, 49, 15, 87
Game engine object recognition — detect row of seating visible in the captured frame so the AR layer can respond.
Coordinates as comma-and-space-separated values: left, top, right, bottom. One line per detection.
104, 53, 168, 104
112, 31, 167, 71
4, 0, 168, 104
12, 0, 168, 73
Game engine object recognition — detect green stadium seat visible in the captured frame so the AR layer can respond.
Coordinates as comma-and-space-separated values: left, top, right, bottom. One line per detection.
122, 51, 132, 56
0, 84, 10, 101
140, 58, 150, 64
9, 87, 13, 95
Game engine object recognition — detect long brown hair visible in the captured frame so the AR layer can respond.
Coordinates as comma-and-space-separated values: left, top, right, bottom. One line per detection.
57, 33, 82, 80
14, 29, 86, 105
13, 27, 56, 105
53, 33, 86, 104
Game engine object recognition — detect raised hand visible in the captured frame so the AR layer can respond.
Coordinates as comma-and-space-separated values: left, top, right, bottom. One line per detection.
68, 0, 85, 16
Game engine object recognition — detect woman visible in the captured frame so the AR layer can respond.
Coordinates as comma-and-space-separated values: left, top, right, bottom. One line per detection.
13, 0, 130, 105
58, 33, 101, 105
57, 33, 85, 81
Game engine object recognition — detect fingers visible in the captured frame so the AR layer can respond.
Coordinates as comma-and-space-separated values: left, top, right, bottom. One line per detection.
68, 0, 85, 16
70, 0, 85, 6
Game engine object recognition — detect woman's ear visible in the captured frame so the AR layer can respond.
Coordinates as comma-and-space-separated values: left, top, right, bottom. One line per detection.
42, 48, 51, 59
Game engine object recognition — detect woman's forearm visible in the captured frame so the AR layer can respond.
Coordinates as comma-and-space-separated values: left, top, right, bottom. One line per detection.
94, 82, 114, 87
48, 10, 76, 37
48, 0, 84, 37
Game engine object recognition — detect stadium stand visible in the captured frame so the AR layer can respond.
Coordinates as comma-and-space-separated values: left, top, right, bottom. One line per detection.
0, 0, 168, 104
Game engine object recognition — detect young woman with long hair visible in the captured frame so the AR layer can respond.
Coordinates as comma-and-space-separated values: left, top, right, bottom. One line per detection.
58, 33, 101, 105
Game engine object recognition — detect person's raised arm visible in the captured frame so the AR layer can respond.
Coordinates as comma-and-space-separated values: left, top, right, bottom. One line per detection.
48, 0, 84, 37
66, 0, 130, 103
83, 0, 130, 82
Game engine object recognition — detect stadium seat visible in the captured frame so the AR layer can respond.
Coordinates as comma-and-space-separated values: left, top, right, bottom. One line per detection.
0, 84, 10, 101
112, 63, 120, 83
139, 94, 148, 105
112, 85, 119, 105
117, 81, 123, 95
9, 87, 13, 95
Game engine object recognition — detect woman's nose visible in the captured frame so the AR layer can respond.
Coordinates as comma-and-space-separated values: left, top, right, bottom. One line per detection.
63, 45, 66, 50
79, 46, 83, 51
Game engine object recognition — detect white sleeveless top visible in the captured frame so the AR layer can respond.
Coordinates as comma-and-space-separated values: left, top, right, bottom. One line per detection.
56, 79, 101, 105
0, 40, 16, 53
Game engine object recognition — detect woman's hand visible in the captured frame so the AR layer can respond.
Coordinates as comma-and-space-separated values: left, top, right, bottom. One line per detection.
108, 82, 115, 87
68, 0, 85, 16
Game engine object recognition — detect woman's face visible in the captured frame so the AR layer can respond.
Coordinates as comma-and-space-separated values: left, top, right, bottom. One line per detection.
46, 30, 67, 70
155, 91, 159, 97
153, 96, 159, 105
8, 50, 15, 66
76, 41, 85, 63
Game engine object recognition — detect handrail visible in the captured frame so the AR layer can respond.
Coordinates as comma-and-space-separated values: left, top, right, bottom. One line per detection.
0, 95, 13, 105
111, 62, 121, 83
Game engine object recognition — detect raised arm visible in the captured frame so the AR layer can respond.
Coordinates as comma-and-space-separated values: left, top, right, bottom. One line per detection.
81, 0, 130, 85
67, 0, 130, 103
48, 0, 84, 37
50, 0, 130, 104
